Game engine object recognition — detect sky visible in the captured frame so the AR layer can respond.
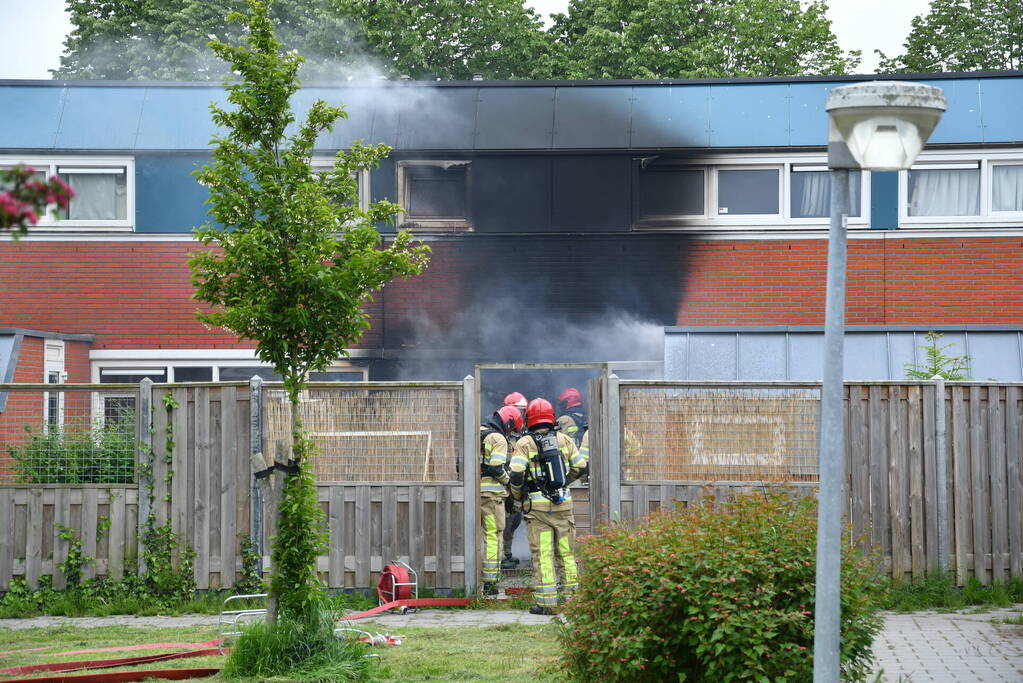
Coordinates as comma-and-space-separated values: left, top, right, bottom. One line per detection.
0, 0, 933, 80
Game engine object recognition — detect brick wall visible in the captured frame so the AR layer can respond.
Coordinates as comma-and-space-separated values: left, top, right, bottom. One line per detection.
676, 236, 1023, 326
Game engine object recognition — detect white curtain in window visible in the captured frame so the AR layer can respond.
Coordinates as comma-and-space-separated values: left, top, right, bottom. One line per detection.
993, 165, 1023, 212
65, 173, 126, 220
909, 169, 979, 216
798, 172, 830, 217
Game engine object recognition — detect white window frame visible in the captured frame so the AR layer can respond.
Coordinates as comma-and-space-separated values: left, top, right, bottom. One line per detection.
310, 159, 370, 212
43, 340, 65, 429
898, 149, 1023, 228
632, 152, 870, 232
90, 352, 368, 385
395, 160, 473, 232
0, 156, 134, 231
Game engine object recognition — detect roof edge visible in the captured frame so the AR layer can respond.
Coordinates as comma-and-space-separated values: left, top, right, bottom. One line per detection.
3, 69, 1023, 89
0, 328, 96, 343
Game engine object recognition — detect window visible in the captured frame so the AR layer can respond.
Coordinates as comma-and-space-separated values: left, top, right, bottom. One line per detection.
790, 168, 861, 218
0, 157, 133, 231
907, 164, 980, 217
633, 155, 866, 229
898, 152, 1023, 225
717, 169, 779, 215
44, 340, 64, 429
397, 160, 472, 231
311, 160, 369, 212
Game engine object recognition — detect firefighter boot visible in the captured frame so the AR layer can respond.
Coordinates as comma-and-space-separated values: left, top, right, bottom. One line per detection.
483, 582, 499, 596
501, 553, 519, 570
528, 605, 554, 616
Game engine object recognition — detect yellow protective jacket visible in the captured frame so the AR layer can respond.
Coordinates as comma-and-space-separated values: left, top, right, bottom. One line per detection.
480, 426, 511, 498
509, 428, 586, 512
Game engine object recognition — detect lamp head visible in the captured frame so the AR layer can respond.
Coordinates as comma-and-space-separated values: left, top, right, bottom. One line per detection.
826, 81, 946, 171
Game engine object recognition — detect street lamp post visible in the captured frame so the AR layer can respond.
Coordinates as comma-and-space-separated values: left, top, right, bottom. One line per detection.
814, 81, 946, 683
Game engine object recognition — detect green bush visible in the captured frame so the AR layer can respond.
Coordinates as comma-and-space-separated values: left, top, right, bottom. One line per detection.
9, 418, 135, 484
222, 598, 369, 682
558, 491, 885, 682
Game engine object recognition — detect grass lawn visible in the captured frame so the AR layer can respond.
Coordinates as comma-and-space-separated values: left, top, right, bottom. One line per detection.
0, 622, 558, 682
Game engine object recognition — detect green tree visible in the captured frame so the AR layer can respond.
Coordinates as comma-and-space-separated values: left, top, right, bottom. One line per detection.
190, 0, 428, 621
876, 0, 1023, 73
53, 0, 551, 81
549, 0, 859, 79
904, 331, 972, 381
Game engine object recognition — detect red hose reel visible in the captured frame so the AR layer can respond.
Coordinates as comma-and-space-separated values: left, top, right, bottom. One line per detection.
377, 561, 418, 605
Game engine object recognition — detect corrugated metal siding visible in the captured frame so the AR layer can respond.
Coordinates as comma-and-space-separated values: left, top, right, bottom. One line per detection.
2, 75, 1021, 152
665, 327, 1023, 381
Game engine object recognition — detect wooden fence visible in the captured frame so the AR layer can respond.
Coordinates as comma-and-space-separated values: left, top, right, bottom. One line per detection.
1, 378, 1020, 590
610, 380, 1023, 584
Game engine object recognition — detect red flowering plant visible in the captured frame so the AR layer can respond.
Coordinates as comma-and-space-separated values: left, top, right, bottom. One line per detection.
0, 165, 74, 239
557, 490, 885, 682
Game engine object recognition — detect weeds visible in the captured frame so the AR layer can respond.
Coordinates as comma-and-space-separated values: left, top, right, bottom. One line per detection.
883, 572, 1023, 612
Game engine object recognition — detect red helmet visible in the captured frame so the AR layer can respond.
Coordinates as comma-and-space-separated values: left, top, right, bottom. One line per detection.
558, 387, 583, 409
526, 398, 556, 428
503, 391, 528, 409
495, 405, 525, 434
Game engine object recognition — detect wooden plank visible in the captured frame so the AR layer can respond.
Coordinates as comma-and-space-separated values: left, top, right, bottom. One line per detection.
437, 486, 451, 589
410, 486, 424, 576
889, 386, 908, 580
172, 387, 189, 545
194, 387, 210, 590
26, 489, 43, 587
922, 383, 938, 571
81, 488, 98, 581
969, 385, 989, 584
952, 386, 971, 585
988, 386, 1008, 584
907, 385, 925, 578
660, 484, 673, 512
328, 487, 344, 588
382, 486, 397, 567
207, 391, 223, 588
633, 484, 647, 521
219, 385, 238, 588
152, 391, 169, 526
848, 385, 867, 546
355, 487, 370, 589
108, 489, 125, 581
52, 488, 70, 589
1007, 386, 1022, 579
868, 385, 888, 556
0, 489, 12, 588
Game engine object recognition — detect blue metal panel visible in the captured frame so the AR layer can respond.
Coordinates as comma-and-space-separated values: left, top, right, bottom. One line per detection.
737, 333, 786, 380
688, 334, 737, 380
135, 154, 211, 233
475, 87, 554, 150
787, 334, 824, 381
664, 332, 689, 380
844, 333, 890, 379
966, 332, 1021, 381
54, 87, 146, 149
978, 78, 1023, 144
920, 78, 982, 144
785, 82, 834, 146
886, 333, 918, 379
0, 86, 65, 149
870, 171, 899, 229
135, 87, 225, 150
708, 83, 789, 147
553, 86, 632, 149
629, 85, 710, 148
398, 88, 477, 150
294, 87, 376, 149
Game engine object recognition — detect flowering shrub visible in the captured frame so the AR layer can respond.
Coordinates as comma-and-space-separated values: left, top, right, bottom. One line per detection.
0, 165, 74, 238
558, 491, 885, 682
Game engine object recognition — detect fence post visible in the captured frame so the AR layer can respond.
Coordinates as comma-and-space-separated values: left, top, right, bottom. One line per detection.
606, 374, 621, 521
137, 377, 153, 574
933, 375, 950, 573
462, 375, 478, 596
249, 376, 264, 573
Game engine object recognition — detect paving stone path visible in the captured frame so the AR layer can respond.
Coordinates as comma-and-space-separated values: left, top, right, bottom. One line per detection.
1, 605, 1021, 681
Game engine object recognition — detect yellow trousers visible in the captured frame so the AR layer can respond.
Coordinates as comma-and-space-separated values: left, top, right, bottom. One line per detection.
525, 508, 578, 606
480, 494, 506, 583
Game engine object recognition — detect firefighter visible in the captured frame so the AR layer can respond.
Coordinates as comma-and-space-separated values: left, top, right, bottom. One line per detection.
509, 398, 588, 615
556, 387, 587, 447
480, 405, 522, 595
501, 391, 529, 568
